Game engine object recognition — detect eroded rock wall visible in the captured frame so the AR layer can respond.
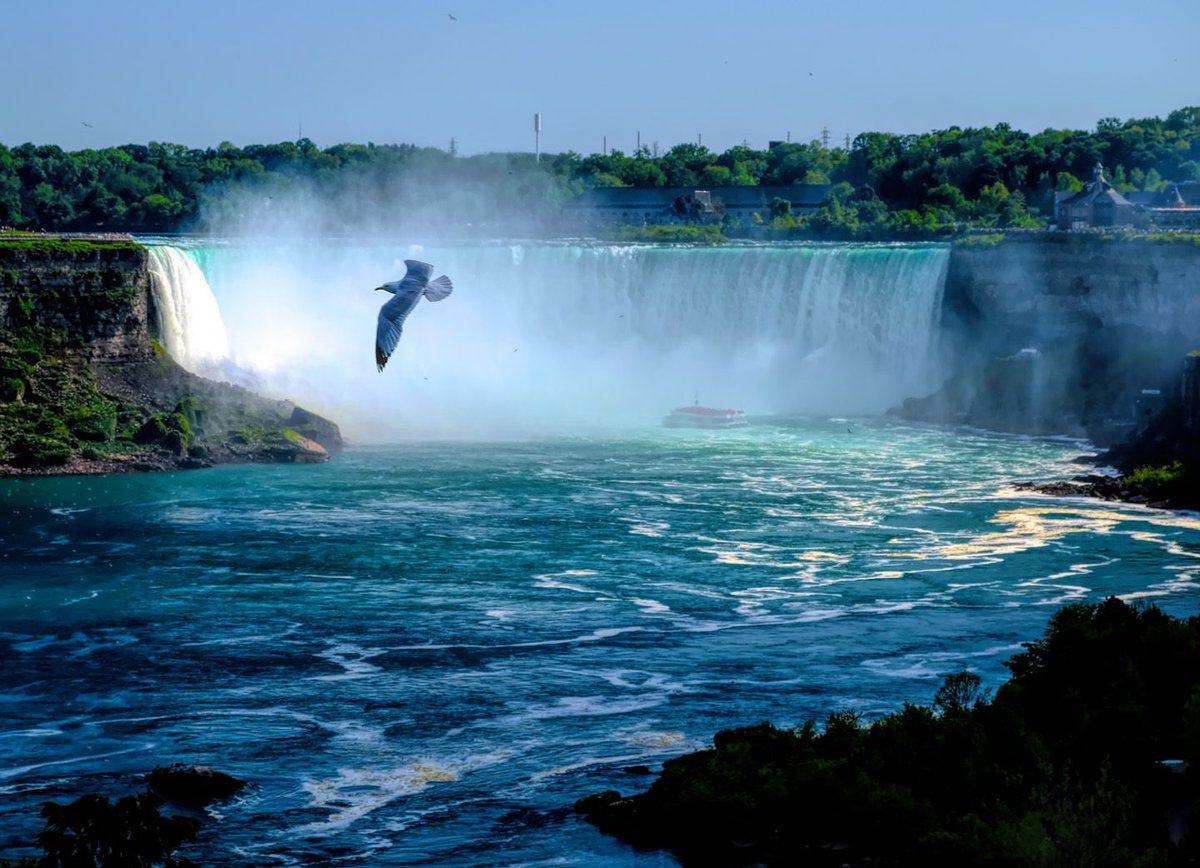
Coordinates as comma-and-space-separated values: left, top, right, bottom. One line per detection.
0, 240, 155, 366
943, 238, 1200, 365
0, 238, 341, 473
896, 238, 1200, 442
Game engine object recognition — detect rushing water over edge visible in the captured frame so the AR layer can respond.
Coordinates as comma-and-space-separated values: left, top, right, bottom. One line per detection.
146, 246, 231, 374
148, 241, 950, 440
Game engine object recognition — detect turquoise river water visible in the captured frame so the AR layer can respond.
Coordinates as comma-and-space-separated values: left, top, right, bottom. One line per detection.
3, 423, 1200, 865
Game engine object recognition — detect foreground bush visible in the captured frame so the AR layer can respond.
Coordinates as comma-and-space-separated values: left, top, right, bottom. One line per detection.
578, 598, 1200, 866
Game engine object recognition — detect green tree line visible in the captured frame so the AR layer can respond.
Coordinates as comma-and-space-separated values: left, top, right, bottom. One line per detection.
1, 107, 1197, 236
578, 598, 1200, 865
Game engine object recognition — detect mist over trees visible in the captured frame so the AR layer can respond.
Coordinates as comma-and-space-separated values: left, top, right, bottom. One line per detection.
0, 107, 1197, 237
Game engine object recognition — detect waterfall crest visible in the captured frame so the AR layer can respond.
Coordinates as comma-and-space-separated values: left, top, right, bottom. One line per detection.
161, 241, 949, 438
146, 246, 231, 373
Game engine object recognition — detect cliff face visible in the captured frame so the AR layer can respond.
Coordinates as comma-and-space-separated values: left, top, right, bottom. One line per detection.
896, 238, 1200, 442
0, 240, 155, 366
942, 238, 1200, 363
0, 238, 341, 474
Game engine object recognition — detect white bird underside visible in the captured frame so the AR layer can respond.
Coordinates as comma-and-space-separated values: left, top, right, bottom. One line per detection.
375, 260, 454, 371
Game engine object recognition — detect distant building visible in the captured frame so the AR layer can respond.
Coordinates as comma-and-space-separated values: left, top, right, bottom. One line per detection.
1055, 163, 1136, 230
1127, 182, 1200, 229
565, 185, 832, 227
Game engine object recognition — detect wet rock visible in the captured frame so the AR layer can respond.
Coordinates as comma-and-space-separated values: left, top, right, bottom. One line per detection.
574, 790, 624, 814
289, 405, 343, 451
146, 764, 246, 809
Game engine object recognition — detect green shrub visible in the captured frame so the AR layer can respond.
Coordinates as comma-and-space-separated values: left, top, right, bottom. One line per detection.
0, 377, 24, 403
1125, 460, 1184, 486
955, 233, 1006, 248
133, 414, 168, 445
9, 433, 73, 467
66, 397, 117, 442
612, 224, 726, 243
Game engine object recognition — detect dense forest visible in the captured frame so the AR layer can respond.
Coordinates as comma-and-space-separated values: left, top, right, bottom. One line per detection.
1, 107, 1197, 237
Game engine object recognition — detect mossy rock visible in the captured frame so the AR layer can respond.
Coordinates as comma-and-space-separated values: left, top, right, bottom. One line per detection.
231, 423, 266, 446
170, 411, 192, 449
33, 412, 71, 440
9, 433, 73, 468
0, 355, 29, 381
133, 415, 168, 445
66, 397, 117, 442
174, 398, 203, 436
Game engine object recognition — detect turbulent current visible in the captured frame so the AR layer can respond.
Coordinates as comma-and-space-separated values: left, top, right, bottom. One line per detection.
4, 242, 1200, 865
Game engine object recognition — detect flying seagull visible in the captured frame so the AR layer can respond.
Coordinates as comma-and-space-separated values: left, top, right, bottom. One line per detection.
448, 12, 457, 20
81, 121, 93, 128
374, 260, 453, 371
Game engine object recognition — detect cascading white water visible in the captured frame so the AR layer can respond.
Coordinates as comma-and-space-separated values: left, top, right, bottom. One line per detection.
154, 242, 949, 440
146, 246, 231, 374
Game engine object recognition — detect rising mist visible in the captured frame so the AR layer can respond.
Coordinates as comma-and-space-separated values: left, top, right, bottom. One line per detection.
150, 238, 951, 442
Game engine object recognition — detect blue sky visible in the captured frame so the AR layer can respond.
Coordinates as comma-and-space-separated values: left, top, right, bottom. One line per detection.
4, 0, 1197, 155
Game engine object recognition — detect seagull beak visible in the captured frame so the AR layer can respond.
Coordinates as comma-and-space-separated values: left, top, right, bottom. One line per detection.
374, 286, 388, 292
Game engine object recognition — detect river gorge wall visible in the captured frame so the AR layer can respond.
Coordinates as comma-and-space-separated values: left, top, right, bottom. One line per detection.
943, 237, 1200, 364
0, 238, 340, 473
895, 237, 1200, 442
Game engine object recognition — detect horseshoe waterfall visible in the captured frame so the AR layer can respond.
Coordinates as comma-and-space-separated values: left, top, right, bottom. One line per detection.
144, 242, 950, 438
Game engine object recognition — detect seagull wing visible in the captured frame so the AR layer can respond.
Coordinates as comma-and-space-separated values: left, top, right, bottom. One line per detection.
375, 285, 423, 371
423, 274, 453, 301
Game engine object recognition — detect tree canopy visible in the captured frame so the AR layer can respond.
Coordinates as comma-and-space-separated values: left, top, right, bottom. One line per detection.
1, 107, 1197, 238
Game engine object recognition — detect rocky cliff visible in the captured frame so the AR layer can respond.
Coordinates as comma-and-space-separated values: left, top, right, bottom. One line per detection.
894, 236, 1200, 443
0, 237, 341, 473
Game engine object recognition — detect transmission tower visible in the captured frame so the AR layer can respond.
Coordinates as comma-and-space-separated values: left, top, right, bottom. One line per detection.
822, 126, 830, 148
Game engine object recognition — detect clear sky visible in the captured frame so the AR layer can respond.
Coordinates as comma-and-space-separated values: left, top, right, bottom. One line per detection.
3, 0, 1197, 156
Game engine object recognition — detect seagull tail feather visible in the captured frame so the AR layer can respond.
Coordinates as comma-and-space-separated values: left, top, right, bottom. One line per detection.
424, 275, 453, 302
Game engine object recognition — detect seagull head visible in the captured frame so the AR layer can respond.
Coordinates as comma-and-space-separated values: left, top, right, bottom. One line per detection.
375, 281, 400, 294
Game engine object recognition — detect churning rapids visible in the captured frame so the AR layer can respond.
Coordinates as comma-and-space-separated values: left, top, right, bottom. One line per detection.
3, 242, 1200, 866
